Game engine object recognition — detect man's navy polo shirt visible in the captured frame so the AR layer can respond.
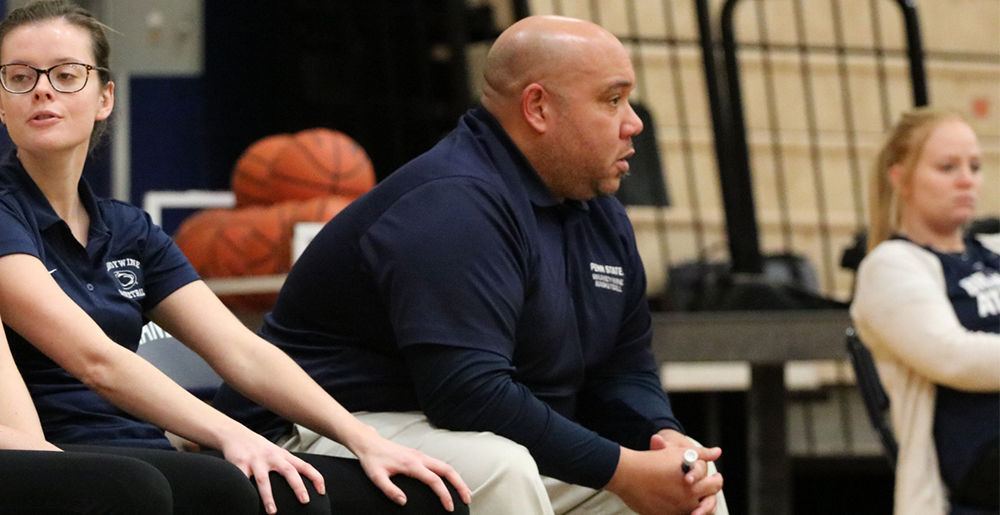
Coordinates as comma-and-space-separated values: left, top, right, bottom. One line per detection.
214, 106, 681, 488
0, 150, 199, 448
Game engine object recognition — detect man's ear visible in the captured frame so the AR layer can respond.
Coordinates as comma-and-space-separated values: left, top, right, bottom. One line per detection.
95, 81, 114, 121
521, 83, 549, 134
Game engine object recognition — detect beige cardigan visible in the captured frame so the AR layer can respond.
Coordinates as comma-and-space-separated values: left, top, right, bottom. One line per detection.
850, 235, 1000, 515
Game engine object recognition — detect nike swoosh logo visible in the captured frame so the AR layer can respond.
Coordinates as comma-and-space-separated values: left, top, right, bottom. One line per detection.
48, 268, 57, 274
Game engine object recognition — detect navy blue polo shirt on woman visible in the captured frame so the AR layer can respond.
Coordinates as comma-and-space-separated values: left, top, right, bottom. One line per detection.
0, 150, 200, 449
214, 106, 682, 488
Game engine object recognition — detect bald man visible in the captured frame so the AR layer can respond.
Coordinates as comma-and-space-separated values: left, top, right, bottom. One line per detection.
215, 15, 726, 515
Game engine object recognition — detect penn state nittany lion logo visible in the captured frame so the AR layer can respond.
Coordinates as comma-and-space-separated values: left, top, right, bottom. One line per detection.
106, 258, 146, 300
114, 269, 138, 289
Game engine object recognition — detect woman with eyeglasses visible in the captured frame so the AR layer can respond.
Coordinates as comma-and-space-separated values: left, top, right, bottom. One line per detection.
850, 107, 999, 515
0, 2, 469, 514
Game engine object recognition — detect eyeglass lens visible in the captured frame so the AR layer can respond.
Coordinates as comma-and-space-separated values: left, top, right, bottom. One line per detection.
0, 63, 91, 93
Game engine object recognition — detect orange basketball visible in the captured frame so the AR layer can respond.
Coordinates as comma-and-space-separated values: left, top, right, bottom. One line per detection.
267, 128, 375, 203
172, 208, 230, 278
231, 133, 294, 206
174, 195, 353, 310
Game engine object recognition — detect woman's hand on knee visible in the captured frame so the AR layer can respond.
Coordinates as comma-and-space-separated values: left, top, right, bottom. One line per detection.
353, 434, 472, 511
222, 432, 326, 514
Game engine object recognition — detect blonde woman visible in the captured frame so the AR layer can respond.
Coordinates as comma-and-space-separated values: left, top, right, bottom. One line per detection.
851, 107, 999, 515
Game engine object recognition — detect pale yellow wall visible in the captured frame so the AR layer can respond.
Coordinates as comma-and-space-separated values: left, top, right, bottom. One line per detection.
493, 0, 1000, 301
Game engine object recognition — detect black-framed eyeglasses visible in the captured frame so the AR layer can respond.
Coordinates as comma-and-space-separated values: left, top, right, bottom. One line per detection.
0, 62, 109, 94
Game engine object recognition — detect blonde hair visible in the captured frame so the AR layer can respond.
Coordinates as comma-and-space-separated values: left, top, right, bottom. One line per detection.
867, 107, 965, 251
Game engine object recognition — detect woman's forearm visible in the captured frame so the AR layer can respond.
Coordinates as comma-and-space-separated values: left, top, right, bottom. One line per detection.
148, 281, 378, 453
0, 255, 255, 450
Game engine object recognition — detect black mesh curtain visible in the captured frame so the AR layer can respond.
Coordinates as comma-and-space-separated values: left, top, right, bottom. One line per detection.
204, 0, 474, 187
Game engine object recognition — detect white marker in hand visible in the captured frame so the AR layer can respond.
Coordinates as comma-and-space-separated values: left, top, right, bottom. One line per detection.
681, 448, 698, 474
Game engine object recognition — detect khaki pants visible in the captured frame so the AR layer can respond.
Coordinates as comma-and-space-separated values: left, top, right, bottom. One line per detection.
280, 411, 727, 515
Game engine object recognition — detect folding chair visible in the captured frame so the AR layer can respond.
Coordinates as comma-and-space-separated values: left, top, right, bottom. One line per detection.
137, 323, 223, 402
845, 327, 898, 467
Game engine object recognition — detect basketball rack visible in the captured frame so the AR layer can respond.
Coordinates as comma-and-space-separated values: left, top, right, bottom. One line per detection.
142, 189, 324, 297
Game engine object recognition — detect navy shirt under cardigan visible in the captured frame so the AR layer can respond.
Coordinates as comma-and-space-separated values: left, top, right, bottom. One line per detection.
214, 106, 682, 489
0, 150, 199, 449
904, 236, 1000, 504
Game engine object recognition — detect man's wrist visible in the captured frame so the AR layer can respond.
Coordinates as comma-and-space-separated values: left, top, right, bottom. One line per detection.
605, 445, 636, 494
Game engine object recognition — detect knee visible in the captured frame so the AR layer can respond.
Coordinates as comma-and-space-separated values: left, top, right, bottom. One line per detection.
263, 470, 330, 515
475, 435, 542, 488
455, 435, 551, 513
385, 475, 470, 515
116, 461, 174, 515
179, 454, 259, 514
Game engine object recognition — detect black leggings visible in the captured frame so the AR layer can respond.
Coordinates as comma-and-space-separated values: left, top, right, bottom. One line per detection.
270, 451, 470, 514
64, 445, 468, 515
0, 448, 174, 515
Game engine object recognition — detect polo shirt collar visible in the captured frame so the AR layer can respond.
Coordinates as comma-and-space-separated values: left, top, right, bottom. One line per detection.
1, 149, 110, 239
468, 106, 588, 213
